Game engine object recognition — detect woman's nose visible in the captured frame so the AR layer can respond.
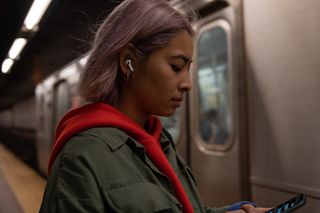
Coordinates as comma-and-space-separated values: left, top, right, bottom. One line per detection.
178, 71, 192, 92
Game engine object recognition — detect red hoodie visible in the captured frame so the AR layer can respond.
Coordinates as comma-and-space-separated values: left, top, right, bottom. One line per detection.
48, 102, 194, 213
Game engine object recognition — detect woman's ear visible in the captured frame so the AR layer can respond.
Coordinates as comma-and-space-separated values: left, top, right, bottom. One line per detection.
119, 43, 136, 81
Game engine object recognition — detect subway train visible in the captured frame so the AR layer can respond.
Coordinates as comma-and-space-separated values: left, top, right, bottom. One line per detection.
0, 0, 319, 211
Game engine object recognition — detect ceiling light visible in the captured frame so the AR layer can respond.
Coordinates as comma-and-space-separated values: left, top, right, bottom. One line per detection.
24, 0, 52, 30
8, 38, 27, 59
1, 59, 14, 74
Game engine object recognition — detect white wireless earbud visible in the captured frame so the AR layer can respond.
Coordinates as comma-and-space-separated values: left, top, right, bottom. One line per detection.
125, 59, 134, 72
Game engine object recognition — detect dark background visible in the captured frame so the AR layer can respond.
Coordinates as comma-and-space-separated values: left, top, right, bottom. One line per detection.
0, 0, 121, 110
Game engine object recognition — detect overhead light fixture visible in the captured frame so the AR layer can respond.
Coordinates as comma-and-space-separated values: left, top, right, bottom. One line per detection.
1, 58, 14, 74
8, 38, 28, 59
24, 0, 52, 30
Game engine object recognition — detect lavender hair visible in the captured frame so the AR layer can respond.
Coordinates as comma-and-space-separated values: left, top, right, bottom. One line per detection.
78, 0, 195, 106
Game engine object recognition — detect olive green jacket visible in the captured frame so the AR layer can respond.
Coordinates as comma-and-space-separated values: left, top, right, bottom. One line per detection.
39, 127, 230, 213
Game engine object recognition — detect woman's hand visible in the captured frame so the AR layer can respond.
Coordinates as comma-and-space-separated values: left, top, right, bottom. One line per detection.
226, 204, 272, 213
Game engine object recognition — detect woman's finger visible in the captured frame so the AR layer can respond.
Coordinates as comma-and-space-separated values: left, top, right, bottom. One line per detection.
241, 204, 257, 213
256, 207, 273, 212
241, 204, 273, 213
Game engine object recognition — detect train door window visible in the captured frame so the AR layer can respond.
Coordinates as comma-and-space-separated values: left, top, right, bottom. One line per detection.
52, 81, 70, 133
159, 107, 181, 143
196, 20, 233, 151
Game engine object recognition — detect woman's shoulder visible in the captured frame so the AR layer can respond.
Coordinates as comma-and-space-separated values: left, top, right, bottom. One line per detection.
52, 127, 130, 174
62, 127, 130, 156
79, 127, 129, 143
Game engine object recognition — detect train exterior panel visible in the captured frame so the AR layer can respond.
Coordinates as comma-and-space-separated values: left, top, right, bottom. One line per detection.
35, 57, 85, 174
13, 97, 36, 130
0, 109, 12, 128
244, 0, 320, 211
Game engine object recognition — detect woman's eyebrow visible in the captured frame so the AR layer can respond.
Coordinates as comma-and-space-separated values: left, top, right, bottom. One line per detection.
170, 55, 193, 63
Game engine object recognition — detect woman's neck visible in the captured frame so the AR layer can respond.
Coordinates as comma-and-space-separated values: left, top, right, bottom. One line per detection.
115, 101, 148, 128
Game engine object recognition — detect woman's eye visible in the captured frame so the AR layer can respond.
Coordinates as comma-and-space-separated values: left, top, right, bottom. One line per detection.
171, 64, 182, 72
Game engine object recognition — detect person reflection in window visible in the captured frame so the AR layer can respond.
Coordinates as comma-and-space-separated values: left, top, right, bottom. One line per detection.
200, 109, 226, 145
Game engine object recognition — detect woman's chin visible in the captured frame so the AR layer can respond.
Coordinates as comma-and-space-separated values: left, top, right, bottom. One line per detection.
155, 108, 177, 117
165, 109, 178, 117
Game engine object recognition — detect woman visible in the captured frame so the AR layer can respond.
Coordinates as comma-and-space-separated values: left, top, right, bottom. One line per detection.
40, 0, 270, 212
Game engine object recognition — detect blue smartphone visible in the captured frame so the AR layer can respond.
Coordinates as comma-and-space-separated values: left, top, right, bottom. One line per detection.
266, 194, 306, 213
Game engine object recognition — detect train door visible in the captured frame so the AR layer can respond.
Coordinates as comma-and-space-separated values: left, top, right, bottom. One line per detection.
188, 1, 249, 206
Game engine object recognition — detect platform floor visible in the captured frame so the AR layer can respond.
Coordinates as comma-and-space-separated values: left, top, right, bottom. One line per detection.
0, 143, 46, 213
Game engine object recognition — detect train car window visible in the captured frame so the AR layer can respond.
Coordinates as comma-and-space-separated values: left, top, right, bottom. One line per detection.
52, 81, 70, 133
159, 107, 180, 143
196, 20, 232, 150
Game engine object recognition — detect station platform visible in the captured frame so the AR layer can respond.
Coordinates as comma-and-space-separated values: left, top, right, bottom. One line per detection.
0, 143, 46, 213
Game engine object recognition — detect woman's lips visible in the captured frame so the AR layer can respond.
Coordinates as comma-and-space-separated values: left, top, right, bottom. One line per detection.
171, 98, 183, 107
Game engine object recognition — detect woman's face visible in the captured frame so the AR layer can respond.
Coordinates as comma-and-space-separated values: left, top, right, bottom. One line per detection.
129, 30, 193, 117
